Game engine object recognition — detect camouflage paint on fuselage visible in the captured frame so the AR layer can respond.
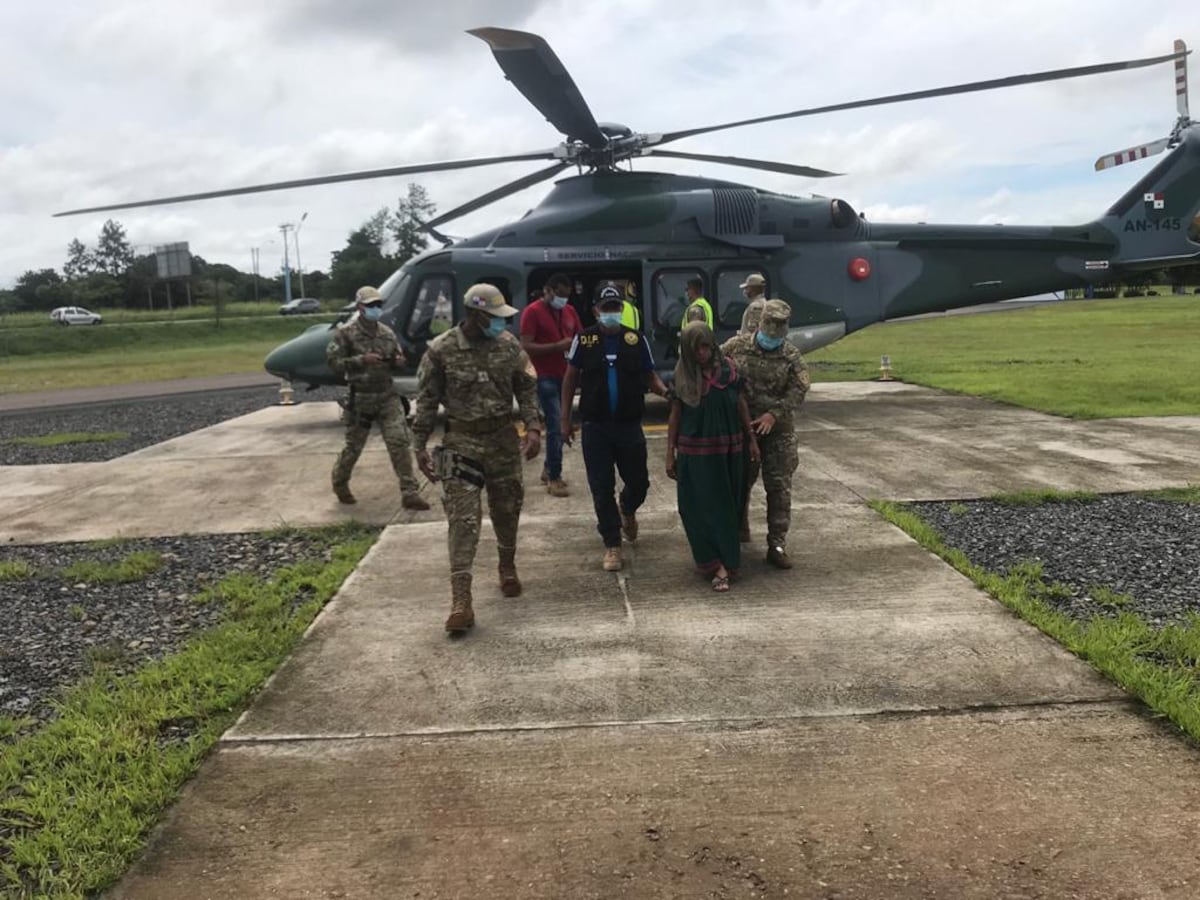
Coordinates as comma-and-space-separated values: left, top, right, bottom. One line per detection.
264, 131, 1200, 388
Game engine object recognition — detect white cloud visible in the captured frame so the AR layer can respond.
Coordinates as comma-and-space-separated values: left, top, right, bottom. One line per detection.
1, 0, 1197, 286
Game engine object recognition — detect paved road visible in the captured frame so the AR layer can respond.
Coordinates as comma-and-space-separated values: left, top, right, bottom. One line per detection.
0, 371, 279, 414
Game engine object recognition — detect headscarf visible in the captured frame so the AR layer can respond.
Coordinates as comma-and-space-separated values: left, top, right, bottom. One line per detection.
674, 322, 736, 407
739, 297, 767, 336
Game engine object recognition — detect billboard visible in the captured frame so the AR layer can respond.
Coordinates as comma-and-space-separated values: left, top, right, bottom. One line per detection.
155, 242, 191, 279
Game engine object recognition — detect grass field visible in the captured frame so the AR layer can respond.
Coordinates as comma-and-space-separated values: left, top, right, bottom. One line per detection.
808, 296, 1200, 417
0, 302, 336, 330
0, 318, 332, 393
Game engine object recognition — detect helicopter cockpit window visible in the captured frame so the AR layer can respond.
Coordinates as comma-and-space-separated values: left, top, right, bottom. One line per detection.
653, 269, 703, 330
716, 268, 767, 328
407, 275, 455, 342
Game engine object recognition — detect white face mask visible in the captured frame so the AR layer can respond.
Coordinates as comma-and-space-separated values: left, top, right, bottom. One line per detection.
550, 294, 569, 310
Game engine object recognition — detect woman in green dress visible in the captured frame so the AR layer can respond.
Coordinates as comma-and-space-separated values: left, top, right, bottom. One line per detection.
666, 323, 760, 591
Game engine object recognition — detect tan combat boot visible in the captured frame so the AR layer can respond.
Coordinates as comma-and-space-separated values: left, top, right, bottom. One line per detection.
602, 546, 622, 571
766, 544, 793, 569
498, 546, 523, 597
402, 493, 431, 511
620, 509, 638, 542
546, 479, 570, 498
445, 573, 474, 634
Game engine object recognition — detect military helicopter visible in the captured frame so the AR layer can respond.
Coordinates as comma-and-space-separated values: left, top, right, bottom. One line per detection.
58, 29, 1199, 392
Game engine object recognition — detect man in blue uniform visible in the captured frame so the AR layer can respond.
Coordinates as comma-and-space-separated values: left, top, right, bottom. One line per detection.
560, 283, 670, 571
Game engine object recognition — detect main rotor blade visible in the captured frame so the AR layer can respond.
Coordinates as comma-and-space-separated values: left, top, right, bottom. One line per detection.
53, 150, 559, 217
421, 161, 571, 230
656, 47, 1190, 146
644, 149, 840, 178
469, 27, 608, 149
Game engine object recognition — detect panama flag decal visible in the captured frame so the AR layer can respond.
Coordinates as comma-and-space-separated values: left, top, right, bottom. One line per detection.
1144, 191, 1165, 210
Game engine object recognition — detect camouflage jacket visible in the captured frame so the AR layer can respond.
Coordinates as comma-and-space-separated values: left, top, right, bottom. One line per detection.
411, 326, 541, 449
326, 318, 404, 393
721, 334, 811, 421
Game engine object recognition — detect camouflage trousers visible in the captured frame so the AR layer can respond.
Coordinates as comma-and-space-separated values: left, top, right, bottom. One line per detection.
745, 425, 799, 547
331, 391, 421, 498
440, 425, 524, 577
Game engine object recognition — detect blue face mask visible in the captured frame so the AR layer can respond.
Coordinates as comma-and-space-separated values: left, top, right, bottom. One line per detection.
484, 316, 507, 338
550, 294, 569, 310
756, 331, 784, 351
598, 312, 622, 329
362, 305, 383, 322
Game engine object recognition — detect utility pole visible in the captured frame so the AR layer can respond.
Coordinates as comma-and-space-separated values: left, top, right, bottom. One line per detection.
250, 248, 260, 303
279, 223, 293, 305
294, 212, 308, 299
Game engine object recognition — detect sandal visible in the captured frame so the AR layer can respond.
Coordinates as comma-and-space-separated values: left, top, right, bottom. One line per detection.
711, 574, 730, 592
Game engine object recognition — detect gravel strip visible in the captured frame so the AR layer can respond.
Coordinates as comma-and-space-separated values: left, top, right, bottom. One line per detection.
913, 495, 1200, 627
0, 386, 340, 465
0, 531, 355, 726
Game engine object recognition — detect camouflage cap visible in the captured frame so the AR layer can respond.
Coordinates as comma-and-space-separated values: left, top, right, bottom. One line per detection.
464, 282, 518, 317
759, 299, 791, 338
355, 286, 383, 305
739, 273, 766, 289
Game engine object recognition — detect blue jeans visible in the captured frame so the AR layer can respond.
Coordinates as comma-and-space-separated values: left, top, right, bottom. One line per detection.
537, 376, 564, 480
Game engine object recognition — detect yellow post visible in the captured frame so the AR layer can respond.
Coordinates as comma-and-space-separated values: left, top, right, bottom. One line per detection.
879, 355, 893, 381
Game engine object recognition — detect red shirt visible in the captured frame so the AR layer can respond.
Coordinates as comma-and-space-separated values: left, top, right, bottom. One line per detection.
519, 299, 581, 379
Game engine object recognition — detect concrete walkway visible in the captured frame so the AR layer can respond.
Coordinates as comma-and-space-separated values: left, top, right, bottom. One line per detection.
3, 383, 1199, 897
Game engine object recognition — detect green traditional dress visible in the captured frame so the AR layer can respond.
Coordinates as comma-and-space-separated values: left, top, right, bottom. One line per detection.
675, 356, 746, 575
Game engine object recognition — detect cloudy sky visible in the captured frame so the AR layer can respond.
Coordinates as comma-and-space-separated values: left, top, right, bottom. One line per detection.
1, 0, 1195, 288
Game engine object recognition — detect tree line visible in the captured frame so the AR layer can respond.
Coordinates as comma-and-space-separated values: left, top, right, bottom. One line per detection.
0, 184, 438, 315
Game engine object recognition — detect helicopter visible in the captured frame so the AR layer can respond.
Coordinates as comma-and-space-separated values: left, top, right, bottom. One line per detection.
58, 28, 1199, 393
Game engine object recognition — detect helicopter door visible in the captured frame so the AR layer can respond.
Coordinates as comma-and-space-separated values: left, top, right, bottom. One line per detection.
526, 265, 643, 330
714, 265, 769, 337
399, 273, 456, 374
649, 267, 708, 365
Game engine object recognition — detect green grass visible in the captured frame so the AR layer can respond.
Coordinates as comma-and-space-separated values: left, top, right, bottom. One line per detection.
871, 500, 1200, 744
0, 316, 336, 393
86, 537, 130, 551
808, 296, 1200, 417
1146, 485, 1200, 503
3, 431, 129, 448
1091, 585, 1133, 609
0, 522, 376, 898
987, 488, 1098, 507
0, 561, 36, 582
61, 551, 164, 585
0, 316, 325, 359
0, 302, 321, 330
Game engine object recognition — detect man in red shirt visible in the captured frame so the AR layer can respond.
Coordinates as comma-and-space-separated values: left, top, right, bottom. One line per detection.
519, 273, 581, 497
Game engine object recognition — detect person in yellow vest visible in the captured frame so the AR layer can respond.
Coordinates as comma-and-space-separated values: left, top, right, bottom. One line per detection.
683, 277, 713, 329
620, 279, 641, 330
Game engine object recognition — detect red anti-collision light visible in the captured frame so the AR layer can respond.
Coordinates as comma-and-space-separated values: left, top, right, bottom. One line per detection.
848, 257, 871, 281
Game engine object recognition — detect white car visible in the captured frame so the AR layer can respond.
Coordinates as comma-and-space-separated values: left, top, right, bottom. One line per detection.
50, 306, 103, 325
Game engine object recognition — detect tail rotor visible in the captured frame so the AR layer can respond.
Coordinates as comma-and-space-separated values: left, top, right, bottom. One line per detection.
1096, 39, 1194, 171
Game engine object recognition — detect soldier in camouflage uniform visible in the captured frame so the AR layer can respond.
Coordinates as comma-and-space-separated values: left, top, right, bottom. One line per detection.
738, 272, 768, 336
326, 286, 430, 510
412, 283, 543, 635
721, 299, 810, 569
